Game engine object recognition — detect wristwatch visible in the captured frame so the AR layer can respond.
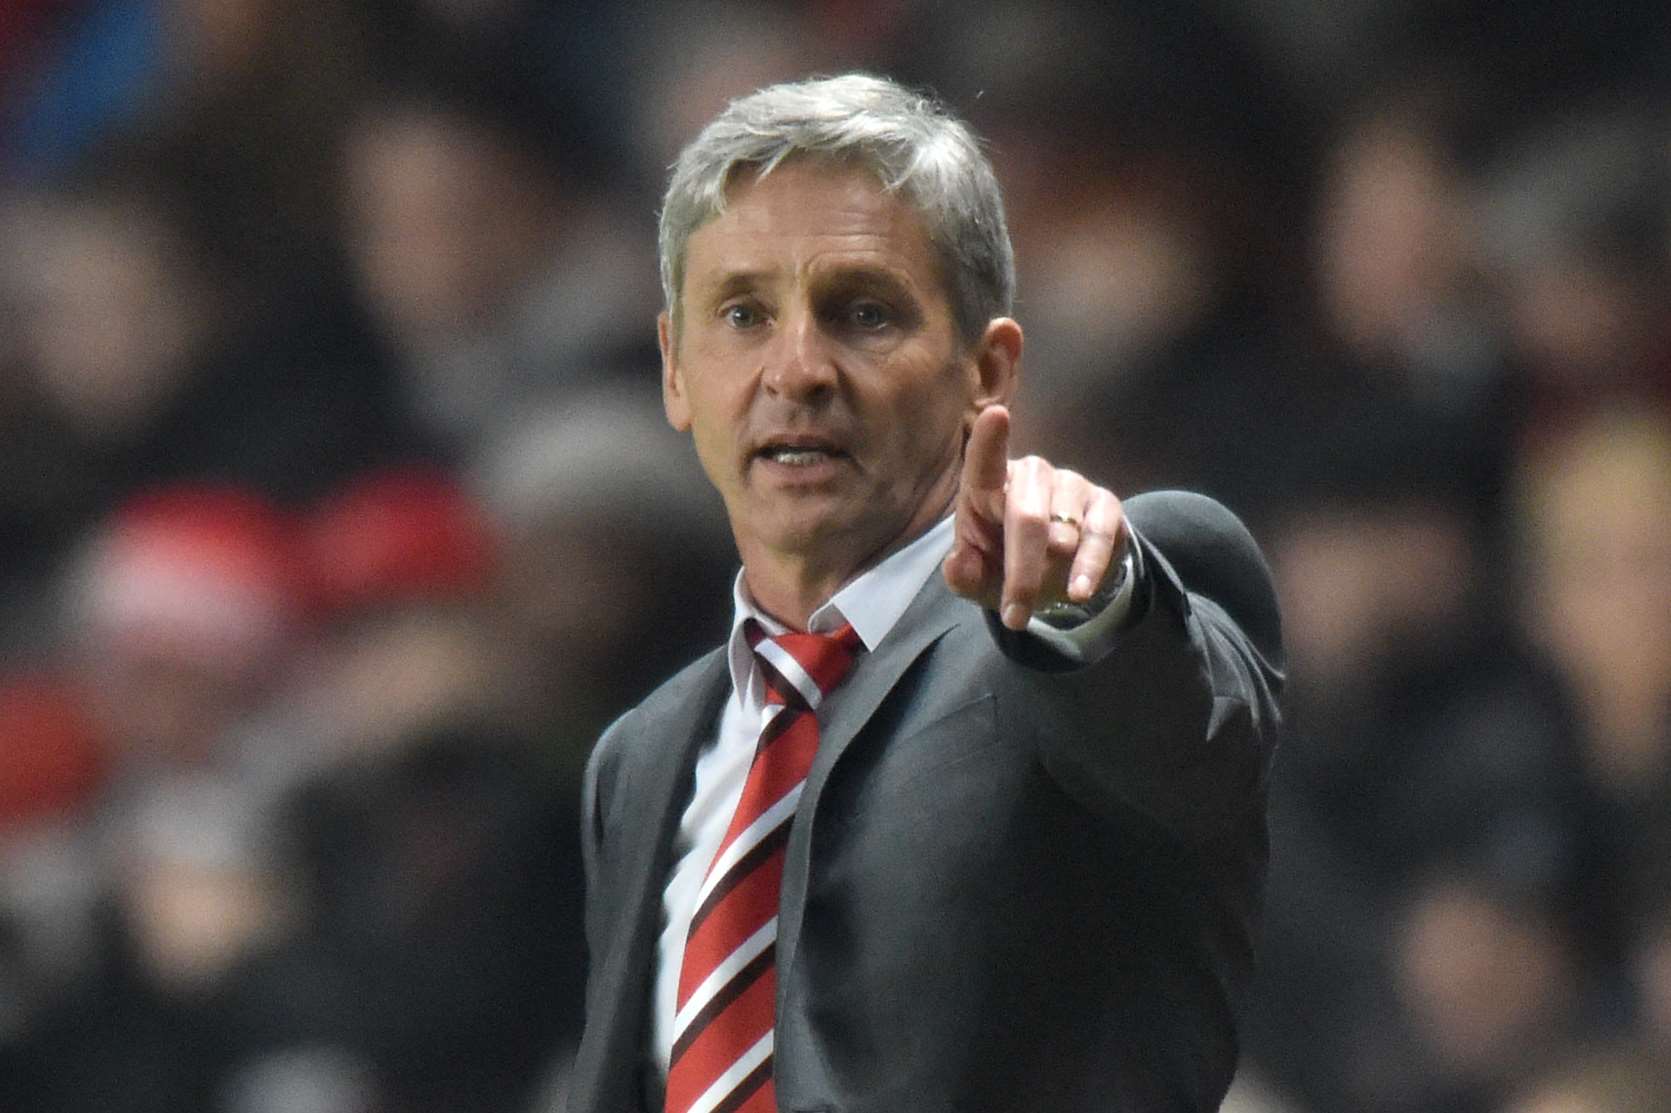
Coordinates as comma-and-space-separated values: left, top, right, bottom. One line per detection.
1035, 534, 1137, 630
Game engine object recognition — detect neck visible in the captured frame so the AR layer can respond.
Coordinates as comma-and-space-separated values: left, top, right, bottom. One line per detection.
742, 567, 848, 631
740, 501, 952, 630
742, 534, 897, 630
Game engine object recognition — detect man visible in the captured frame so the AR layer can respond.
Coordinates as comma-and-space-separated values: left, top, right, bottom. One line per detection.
567, 74, 1283, 1113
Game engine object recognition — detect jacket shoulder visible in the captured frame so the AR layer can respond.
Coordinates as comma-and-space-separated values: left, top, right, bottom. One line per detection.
1125, 489, 1283, 671
587, 645, 727, 785
634, 645, 729, 727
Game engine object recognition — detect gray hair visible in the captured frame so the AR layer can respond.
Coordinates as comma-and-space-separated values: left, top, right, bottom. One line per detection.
657, 73, 1015, 345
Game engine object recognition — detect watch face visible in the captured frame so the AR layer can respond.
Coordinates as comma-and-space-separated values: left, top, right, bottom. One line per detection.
1035, 541, 1138, 631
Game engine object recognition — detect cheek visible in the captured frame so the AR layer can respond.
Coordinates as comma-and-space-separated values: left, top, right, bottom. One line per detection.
870, 391, 966, 491
687, 419, 735, 493
681, 389, 756, 499
883, 361, 970, 434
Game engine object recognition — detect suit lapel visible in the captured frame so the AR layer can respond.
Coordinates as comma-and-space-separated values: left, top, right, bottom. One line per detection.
613, 650, 730, 954
777, 575, 968, 980
575, 651, 729, 1113
575, 580, 975, 1108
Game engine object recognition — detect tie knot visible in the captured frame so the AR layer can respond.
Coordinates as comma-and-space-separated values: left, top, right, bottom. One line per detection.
747, 620, 863, 708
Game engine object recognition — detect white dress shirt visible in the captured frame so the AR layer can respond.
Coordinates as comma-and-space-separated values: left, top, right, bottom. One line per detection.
650, 515, 1137, 1076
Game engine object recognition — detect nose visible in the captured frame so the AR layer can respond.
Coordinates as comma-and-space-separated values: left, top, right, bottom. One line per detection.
762, 308, 837, 403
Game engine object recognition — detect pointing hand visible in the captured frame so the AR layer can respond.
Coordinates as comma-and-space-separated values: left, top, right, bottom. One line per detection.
942, 406, 1128, 630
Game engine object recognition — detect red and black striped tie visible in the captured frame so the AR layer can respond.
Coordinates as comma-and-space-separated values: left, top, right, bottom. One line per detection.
665, 619, 863, 1113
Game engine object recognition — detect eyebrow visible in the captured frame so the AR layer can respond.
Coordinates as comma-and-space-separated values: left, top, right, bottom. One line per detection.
702, 270, 771, 301
691, 261, 927, 313
814, 265, 920, 305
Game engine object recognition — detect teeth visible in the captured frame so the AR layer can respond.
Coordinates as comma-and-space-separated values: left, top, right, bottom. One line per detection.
769, 448, 831, 465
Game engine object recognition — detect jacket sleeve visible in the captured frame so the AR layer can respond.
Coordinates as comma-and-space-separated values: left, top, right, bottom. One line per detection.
988, 490, 1285, 842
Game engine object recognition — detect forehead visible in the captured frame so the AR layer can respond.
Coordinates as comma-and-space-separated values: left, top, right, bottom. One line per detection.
684, 158, 945, 293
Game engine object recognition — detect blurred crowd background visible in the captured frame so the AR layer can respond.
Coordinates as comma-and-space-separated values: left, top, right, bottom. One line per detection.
0, 1, 1668, 1111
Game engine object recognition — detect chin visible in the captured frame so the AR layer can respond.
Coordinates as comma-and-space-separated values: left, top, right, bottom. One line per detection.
760, 500, 883, 556
766, 513, 850, 553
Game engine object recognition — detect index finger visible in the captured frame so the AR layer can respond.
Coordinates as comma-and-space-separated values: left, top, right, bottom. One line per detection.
961, 405, 1011, 498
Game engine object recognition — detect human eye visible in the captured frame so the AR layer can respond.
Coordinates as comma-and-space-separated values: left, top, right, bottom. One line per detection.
817, 275, 918, 337
720, 300, 765, 330
848, 300, 891, 330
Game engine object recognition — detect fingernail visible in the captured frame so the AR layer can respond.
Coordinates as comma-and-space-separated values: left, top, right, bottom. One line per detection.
1002, 603, 1027, 629
1072, 574, 1093, 598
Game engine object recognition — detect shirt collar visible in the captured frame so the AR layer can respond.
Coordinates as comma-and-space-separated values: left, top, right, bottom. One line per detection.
725, 516, 954, 706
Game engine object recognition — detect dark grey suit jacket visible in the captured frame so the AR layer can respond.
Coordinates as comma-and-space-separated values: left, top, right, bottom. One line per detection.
566, 491, 1285, 1113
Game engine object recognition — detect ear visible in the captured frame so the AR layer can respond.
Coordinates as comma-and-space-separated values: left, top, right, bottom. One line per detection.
659, 311, 692, 432
970, 317, 1022, 412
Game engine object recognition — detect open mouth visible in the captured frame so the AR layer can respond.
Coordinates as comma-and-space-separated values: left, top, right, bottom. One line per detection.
754, 440, 848, 467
